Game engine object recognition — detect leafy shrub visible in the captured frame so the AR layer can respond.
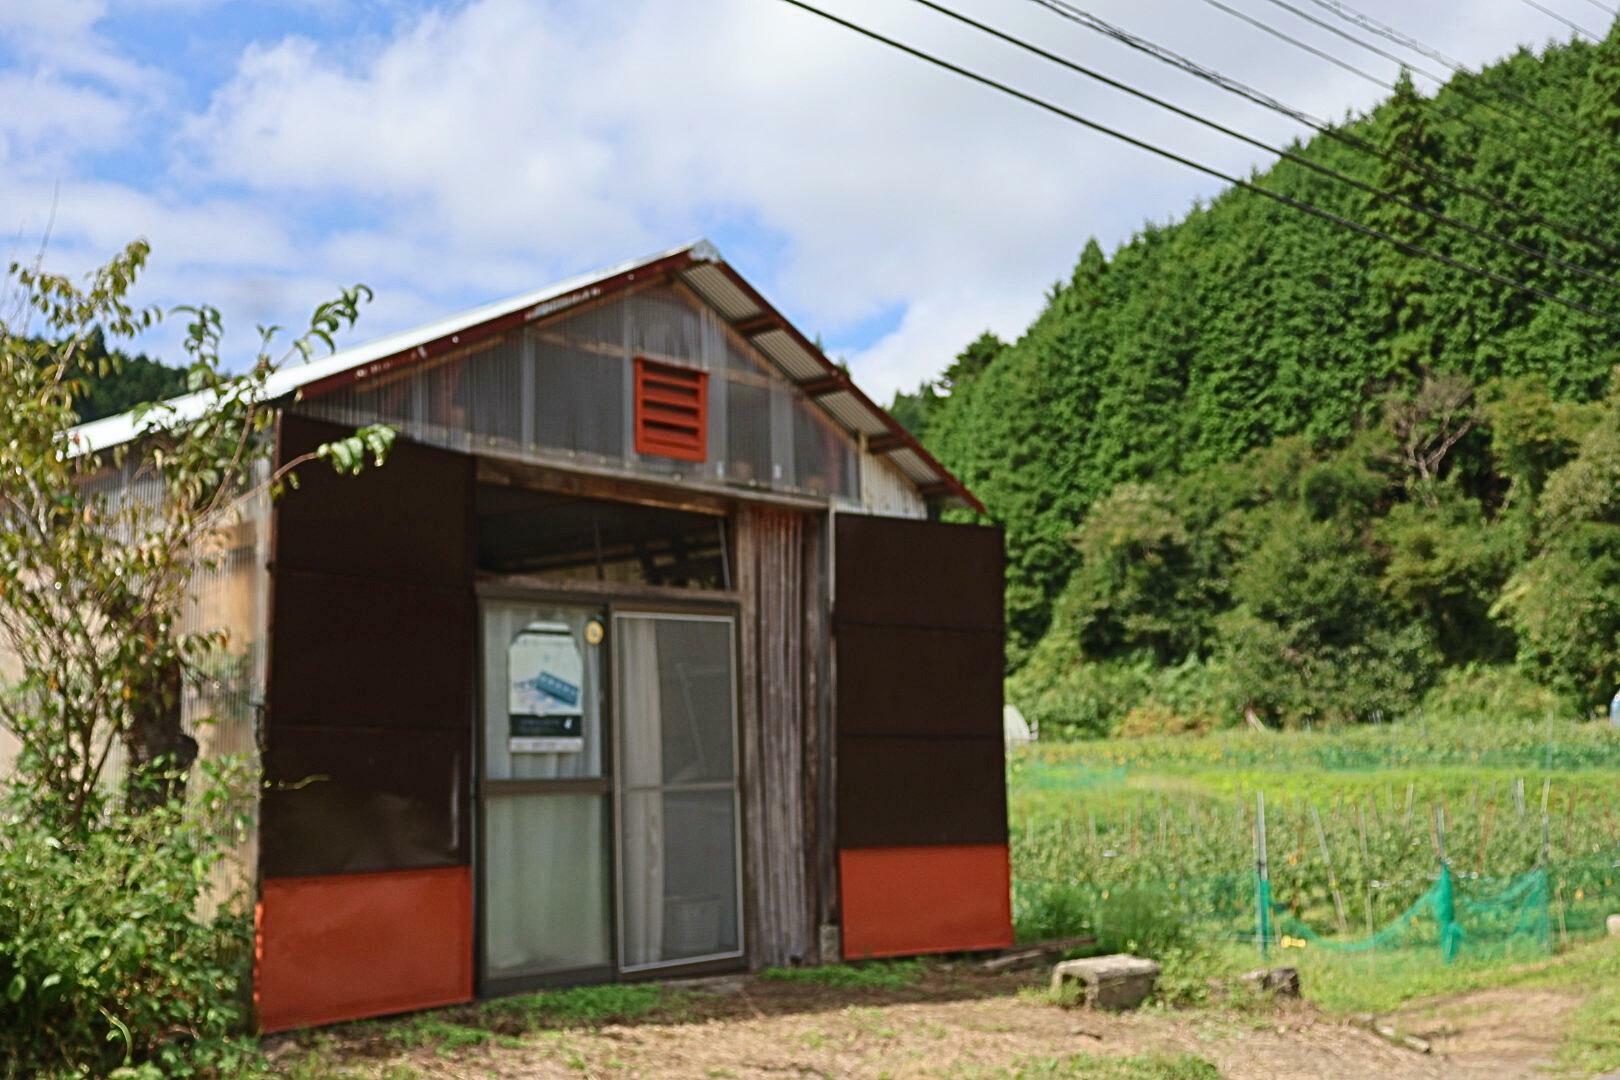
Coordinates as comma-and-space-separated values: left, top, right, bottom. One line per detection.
1418, 664, 1566, 725
1091, 885, 1192, 960
1014, 882, 1096, 944
1010, 655, 1154, 739
1498, 522, 1620, 714
0, 764, 257, 1078
1116, 699, 1213, 739
1014, 881, 1191, 961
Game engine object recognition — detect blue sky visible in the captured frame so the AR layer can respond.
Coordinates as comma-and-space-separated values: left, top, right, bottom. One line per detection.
0, 0, 1598, 398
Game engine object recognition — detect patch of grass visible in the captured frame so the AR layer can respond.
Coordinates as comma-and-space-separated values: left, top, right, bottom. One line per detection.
758, 959, 924, 990
384, 1016, 495, 1052
951, 1051, 1220, 1079
1554, 983, 1620, 1077
477, 982, 669, 1030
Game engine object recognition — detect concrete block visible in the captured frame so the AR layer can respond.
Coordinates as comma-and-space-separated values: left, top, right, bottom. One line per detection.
1051, 953, 1160, 1010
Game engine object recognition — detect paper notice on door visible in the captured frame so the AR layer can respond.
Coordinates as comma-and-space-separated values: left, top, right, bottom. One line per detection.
508, 621, 586, 753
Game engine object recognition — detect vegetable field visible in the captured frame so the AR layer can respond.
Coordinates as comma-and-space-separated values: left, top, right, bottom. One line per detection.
1008, 721, 1620, 960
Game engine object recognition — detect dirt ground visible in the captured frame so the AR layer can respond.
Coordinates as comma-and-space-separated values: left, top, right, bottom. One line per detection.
271, 964, 1588, 1079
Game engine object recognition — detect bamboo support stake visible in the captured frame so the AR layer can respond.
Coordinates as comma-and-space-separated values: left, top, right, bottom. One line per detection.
1313, 805, 1349, 934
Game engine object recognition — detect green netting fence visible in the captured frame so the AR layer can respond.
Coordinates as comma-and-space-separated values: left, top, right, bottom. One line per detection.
1264, 864, 1550, 962
1014, 854, 1620, 963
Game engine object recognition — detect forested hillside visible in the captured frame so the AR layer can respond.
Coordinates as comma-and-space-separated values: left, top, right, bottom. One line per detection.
58, 330, 187, 423
902, 28, 1620, 731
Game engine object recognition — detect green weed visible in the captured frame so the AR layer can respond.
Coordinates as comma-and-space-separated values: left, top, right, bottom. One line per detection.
758, 960, 924, 990
476, 982, 668, 1029
949, 1051, 1220, 1078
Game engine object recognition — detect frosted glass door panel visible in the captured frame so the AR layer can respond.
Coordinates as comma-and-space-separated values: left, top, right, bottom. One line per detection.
483, 793, 611, 978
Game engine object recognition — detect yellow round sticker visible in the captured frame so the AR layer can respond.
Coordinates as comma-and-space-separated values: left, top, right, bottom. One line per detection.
585, 619, 605, 646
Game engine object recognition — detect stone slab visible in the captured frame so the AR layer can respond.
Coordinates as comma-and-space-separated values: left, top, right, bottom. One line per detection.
1052, 954, 1161, 1010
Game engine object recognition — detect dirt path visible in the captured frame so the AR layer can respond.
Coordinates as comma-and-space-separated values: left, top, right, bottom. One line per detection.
275, 965, 1588, 1078
1384, 984, 1586, 1077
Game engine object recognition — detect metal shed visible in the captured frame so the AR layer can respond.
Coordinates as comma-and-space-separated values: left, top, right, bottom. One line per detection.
69, 241, 1012, 1032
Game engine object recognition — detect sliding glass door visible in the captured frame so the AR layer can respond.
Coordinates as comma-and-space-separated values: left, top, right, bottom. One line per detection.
478, 601, 742, 988
614, 613, 743, 971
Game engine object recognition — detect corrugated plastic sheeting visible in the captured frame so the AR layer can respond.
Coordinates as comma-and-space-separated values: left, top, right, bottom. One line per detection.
184, 475, 269, 914
301, 286, 859, 501
821, 390, 890, 437
887, 447, 937, 486
750, 329, 827, 382
860, 451, 927, 519
679, 263, 761, 322
0, 459, 267, 913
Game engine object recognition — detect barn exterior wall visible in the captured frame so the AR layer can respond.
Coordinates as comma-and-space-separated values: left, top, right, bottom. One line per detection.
734, 506, 834, 968
858, 448, 928, 519
297, 283, 861, 508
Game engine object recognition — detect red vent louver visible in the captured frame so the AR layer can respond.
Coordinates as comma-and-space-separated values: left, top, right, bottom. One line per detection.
634, 356, 709, 462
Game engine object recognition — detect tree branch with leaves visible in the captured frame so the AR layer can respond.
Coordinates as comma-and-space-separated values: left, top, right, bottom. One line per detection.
0, 239, 393, 830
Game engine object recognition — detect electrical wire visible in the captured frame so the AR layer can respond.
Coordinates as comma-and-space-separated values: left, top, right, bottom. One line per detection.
1195, 0, 1395, 94
773, 0, 1620, 326
1196, 0, 1591, 160
1025, 0, 1620, 258
1518, 0, 1604, 42
905, 0, 1620, 293
1296, 0, 1585, 136
1575, 0, 1619, 20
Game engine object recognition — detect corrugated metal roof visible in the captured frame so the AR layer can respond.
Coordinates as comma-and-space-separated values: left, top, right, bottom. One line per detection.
751, 328, 826, 382
679, 263, 760, 322
889, 447, 936, 485
821, 390, 889, 436
68, 239, 983, 512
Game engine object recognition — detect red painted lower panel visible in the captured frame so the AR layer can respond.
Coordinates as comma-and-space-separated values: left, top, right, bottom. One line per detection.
256, 865, 473, 1032
839, 845, 1014, 960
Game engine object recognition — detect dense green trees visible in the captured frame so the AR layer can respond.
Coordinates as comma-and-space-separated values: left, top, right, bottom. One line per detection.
905, 32, 1620, 728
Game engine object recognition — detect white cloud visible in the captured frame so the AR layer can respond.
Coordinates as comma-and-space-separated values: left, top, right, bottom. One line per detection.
1, 0, 1597, 395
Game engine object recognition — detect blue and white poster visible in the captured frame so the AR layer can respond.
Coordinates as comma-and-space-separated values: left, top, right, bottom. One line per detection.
508, 621, 585, 753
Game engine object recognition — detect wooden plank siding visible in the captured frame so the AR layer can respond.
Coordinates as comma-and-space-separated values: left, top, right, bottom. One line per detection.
736, 506, 826, 967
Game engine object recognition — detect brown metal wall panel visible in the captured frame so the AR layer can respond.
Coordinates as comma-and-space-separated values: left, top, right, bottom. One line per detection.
834, 515, 1003, 631
268, 570, 473, 729
274, 413, 474, 586
835, 624, 1003, 739
833, 513, 1006, 860
261, 725, 468, 877
265, 413, 476, 883
835, 735, 1007, 848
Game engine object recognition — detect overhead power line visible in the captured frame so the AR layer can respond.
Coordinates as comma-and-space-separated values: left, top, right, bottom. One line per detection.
1575, 0, 1620, 20
1295, 0, 1585, 137
774, 0, 1620, 326
905, 0, 1620, 293
1195, 0, 1593, 160
1025, 0, 1620, 259
1195, 0, 1398, 94
1517, 0, 1604, 42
